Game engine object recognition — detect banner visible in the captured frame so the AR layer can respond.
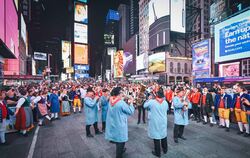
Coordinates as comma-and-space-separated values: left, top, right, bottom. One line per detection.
148, 52, 165, 73
74, 23, 88, 44
215, 10, 250, 62
114, 50, 124, 78
34, 52, 47, 61
74, 44, 88, 64
62, 41, 71, 68
192, 39, 211, 78
219, 62, 240, 77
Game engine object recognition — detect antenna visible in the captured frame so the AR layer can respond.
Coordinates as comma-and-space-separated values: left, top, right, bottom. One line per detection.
152, 2, 157, 21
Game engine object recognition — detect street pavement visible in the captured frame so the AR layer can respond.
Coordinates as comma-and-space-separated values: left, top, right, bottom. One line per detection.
1, 110, 250, 158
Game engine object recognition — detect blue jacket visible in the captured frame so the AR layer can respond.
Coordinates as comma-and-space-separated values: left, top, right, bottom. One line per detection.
105, 100, 135, 143
232, 93, 250, 111
214, 93, 233, 109
100, 96, 109, 122
84, 97, 98, 125
49, 93, 60, 113
144, 99, 168, 139
173, 97, 189, 126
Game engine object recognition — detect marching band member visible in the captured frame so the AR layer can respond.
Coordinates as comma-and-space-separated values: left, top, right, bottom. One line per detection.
84, 87, 102, 137
173, 87, 189, 143
100, 89, 109, 132
214, 87, 233, 132
191, 87, 201, 122
105, 87, 135, 158
201, 87, 214, 126
232, 84, 250, 137
165, 87, 173, 114
144, 87, 168, 157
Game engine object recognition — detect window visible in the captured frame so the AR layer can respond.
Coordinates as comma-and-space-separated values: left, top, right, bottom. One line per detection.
184, 63, 188, 74
170, 62, 173, 73
177, 63, 181, 73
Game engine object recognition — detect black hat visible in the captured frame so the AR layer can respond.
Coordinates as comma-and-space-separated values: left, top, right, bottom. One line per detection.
87, 87, 94, 93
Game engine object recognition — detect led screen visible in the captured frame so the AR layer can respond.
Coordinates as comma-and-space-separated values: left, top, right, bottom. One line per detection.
74, 44, 88, 64
75, 3, 88, 23
74, 23, 88, 44
148, 52, 166, 73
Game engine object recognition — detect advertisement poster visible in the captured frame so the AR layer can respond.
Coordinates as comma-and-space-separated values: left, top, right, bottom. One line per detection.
149, 0, 170, 26
123, 52, 134, 74
75, 3, 88, 23
215, 10, 250, 62
34, 52, 47, 61
74, 64, 89, 79
192, 39, 211, 78
170, 0, 186, 33
74, 23, 88, 44
136, 53, 148, 71
62, 41, 71, 68
114, 50, 124, 78
148, 52, 165, 73
74, 44, 88, 64
219, 62, 240, 77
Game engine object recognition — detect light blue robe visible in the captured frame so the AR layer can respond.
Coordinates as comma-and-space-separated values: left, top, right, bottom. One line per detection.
100, 96, 109, 122
105, 100, 135, 143
49, 93, 60, 113
144, 99, 168, 139
173, 97, 189, 126
84, 97, 98, 125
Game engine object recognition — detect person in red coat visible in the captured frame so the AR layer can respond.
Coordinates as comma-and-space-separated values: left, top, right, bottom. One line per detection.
0, 90, 8, 144
191, 88, 201, 122
165, 87, 173, 114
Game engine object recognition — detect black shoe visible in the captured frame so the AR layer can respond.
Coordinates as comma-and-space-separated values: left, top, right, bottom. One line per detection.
143, 121, 146, 124
152, 151, 161, 157
225, 128, 230, 132
95, 131, 103, 135
163, 150, 168, 154
197, 120, 201, 123
56, 117, 61, 120
74, 112, 76, 114
237, 131, 244, 135
218, 125, 225, 128
203, 122, 207, 125
87, 134, 94, 138
79, 111, 82, 113
243, 133, 250, 137
22, 133, 28, 137
137, 122, 140, 124
123, 147, 127, 154
178, 136, 187, 140
0, 142, 9, 146
174, 138, 178, 143
210, 123, 213, 127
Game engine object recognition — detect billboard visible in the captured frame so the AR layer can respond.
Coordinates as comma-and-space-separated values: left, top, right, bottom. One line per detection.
113, 50, 124, 78
209, 0, 227, 24
170, 0, 186, 33
77, 0, 87, 3
149, 0, 170, 26
148, 52, 166, 73
62, 41, 71, 68
219, 62, 240, 77
104, 34, 114, 45
74, 64, 89, 79
74, 44, 88, 64
74, 23, 88, 44
75, 3, 88, 23
136, 53, 147, 71
192, 39, 211, 78
123, 52, 135, 74
34, 52, 47, 61
21, 14, 27, 44
215, 10, 250, 63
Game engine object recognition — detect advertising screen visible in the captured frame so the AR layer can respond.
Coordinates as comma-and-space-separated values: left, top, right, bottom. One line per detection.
107, 47, 116, 56
148, 52, 166, 73
77, 0, 87, 3
114, 50, 124, 78
21, 14, 26, 44
74, 64, 89, 79
149, 0, 170, 26
215, 10, 250, 63
192, 39, 211, 78
34, 52, 47, 61
74, 44, 88, 64
74, 23, 88, 44
123, 52, 134, 74
136, 53, 147, 71
170, 0, 186, 33
75, 3, 88, 23
104, 34, 114, 45
62, 41, 71, 68
219, 62, 240, 77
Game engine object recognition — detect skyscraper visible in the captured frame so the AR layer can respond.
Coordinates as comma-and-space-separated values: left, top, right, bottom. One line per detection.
139, 0, 149, 55
129, 0, 139, 37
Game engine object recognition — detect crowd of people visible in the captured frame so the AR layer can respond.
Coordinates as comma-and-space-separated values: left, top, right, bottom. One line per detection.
0, 79, 250, 158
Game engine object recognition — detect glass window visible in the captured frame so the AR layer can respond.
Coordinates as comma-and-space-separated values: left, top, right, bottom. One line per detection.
177, 63, 181, 73
170, 62, 173, 73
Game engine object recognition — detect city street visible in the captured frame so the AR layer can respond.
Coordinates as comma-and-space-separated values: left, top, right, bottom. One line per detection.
1, 111, 250, 158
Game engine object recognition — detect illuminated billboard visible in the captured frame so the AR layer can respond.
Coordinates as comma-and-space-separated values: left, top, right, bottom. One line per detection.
170, 0, 186, 33
148, 52, 166, 73
74, 23, 88, 44
74, 44, 88, 64
114, 50, 124, 78
34, 52, 47, 61
192, 39, 211, 78
219, 62, 240, 77
149, 0, 170, 26
75, 3, 88, 23
21, 14, 27, 44
215, 10, 250, 63
136, 53, 147, 71
62, 41, 71, 68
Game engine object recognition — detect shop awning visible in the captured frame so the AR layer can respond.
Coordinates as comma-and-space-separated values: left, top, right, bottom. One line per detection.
0, 39, 16, 59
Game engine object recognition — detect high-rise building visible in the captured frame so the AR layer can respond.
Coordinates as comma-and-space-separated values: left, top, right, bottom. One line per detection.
187, 0, 211, 43
139, 0, 149, 56
129, 0, 139, 37
118, 4, 130, 49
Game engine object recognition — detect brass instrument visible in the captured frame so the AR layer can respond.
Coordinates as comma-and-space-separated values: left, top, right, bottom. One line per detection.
140, 83, 146, 93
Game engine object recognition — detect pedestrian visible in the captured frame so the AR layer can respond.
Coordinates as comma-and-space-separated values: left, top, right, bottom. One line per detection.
105, 87, 135, 158
144, 87, 168, 157
100, 88, 109, 132
0, 90, 8, 145
84, 87, 102, 137
59, 89, 71, 116
201, 87, 214, 126
49, 88, 60, 120
136, 88, 146, 124
232, 84, 250, 137
173, 87, 189, 143
191, 87, 201, 122
214, 86, 233, 132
